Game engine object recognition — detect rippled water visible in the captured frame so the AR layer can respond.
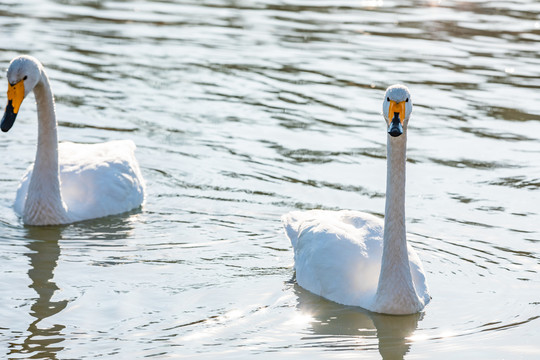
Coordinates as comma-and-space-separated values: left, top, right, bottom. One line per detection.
0, 0, 539, 358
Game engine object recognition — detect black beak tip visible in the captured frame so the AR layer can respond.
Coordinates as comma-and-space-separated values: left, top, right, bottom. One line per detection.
387, 112, 404, 137
1, 112, 17, 132
388, 118, 403, 137
1, 101, 17, 132
388, 127, 403, 137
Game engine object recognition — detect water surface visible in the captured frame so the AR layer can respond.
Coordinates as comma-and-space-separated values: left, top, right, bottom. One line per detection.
0, 0, 539, 358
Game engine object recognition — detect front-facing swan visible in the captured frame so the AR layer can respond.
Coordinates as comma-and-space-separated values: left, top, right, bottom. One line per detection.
282, 85, 430, 315
1, 55, 145, 226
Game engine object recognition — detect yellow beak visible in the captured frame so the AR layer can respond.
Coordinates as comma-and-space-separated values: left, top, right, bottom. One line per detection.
1, 81, 25, 132
7, 81, 25, 114
388, 100, 406, 126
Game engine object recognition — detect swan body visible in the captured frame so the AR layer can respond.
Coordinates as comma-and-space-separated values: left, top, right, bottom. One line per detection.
282, 85, 430, 315
1, 55, 145, 225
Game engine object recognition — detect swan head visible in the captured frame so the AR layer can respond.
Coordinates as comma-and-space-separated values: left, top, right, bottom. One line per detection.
382, 84, 412, 138
1, 55, 43, 132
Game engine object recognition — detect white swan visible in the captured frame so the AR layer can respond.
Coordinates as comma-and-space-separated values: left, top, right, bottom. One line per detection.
1, 55, 145, 226
282, 85, 430, 315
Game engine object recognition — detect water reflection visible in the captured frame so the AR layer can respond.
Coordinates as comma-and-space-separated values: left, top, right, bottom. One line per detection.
294, 284, 420, 360
8, 226, 66, 359
7, 214, 139, 358
63, 211, 142, 241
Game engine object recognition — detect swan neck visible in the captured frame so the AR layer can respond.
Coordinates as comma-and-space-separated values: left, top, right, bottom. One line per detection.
23, 69, 68, 225
384, 134, 407, 238
382, 134, 408, 277
35, 71, 58, 161
373, 133, 421, 314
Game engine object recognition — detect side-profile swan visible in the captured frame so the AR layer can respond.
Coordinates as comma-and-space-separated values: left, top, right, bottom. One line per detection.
1, 55, 145, 226
282, 85, 430, 315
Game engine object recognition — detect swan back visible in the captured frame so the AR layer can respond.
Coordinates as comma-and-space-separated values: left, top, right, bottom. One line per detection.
15, 140, 145, 223
283, 210, 384, 308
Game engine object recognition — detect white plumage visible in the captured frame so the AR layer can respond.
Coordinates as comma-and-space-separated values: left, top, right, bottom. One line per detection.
14, 140, 144, 223
2, 55, 145, 225
282, 210, 429, 314
282, 85, 430, 315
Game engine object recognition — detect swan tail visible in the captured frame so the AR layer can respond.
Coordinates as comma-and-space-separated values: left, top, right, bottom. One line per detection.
281, 211, 305, 249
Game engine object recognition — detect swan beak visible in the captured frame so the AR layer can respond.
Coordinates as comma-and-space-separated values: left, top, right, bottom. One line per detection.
387, 100, 405, 137
1, 81, 25, 132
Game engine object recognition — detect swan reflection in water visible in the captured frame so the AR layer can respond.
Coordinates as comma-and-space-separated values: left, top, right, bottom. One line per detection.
8, 214, 139, 358
8, 226, 67, 359
293, 284, 422, 360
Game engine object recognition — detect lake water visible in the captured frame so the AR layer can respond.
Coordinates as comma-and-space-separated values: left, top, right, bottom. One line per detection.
0, 0, 539, 358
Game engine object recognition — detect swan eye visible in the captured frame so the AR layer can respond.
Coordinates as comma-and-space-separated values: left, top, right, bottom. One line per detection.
405, 98, 409, 102
387, 97, 390, 102
23, 76, 27, 81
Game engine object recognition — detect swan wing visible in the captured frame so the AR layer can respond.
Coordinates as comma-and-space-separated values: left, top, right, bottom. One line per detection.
13, 140, 145, 222
282, 210, 384, 308
58, 140, 145, 221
